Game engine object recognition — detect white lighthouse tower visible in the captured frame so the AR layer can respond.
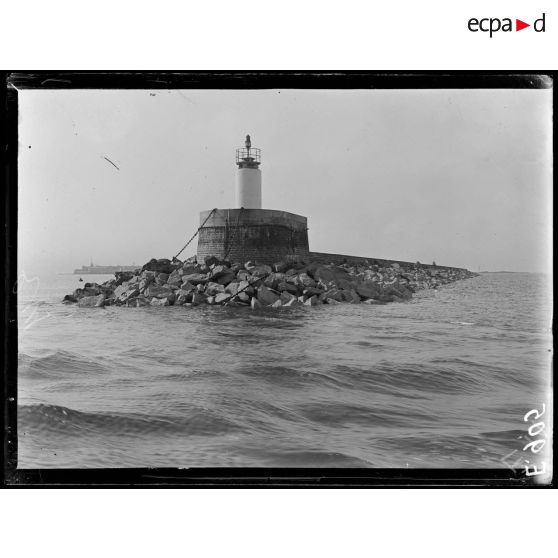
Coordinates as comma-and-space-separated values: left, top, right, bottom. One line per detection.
235, 134, 262, 209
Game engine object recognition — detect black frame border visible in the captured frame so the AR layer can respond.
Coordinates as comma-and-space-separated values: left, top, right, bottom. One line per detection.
2, 71, 554, 488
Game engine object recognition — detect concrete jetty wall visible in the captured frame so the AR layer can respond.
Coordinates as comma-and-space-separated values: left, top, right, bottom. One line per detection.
309, 251, 469, 273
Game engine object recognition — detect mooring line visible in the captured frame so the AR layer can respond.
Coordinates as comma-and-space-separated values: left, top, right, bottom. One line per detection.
172, 207, 217, 260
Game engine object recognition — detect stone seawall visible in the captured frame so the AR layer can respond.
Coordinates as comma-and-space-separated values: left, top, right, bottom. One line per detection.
63, 255, 478, 309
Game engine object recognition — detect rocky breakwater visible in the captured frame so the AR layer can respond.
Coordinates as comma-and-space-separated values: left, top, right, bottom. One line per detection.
63, 256, 477, 309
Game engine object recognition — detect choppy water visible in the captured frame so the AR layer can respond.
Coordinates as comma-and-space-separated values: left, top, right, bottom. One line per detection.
17, 272, 552, 468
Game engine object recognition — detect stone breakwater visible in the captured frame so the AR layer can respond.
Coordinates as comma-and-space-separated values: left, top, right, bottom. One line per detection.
63, 256, 477, 309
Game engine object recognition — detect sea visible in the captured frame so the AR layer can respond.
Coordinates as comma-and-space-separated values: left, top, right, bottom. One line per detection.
16, 271, 552, 469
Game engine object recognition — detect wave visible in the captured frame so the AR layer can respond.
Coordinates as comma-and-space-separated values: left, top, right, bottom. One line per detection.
328, 361, 495, 396
18, 351, 112, 378
232, 364, 351, 390
295, 401, 430, 428
18, 403, 240, 437
242, 448, 376, 467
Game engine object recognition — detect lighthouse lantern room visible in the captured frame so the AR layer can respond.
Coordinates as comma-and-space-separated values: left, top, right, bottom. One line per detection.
235, 134, 262, 209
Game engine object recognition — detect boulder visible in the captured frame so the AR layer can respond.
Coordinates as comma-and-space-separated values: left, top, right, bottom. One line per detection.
135, 297, 149, 307
341, 289, 361, 303
81, 285, 103, 297
209, 264, 230, 279
180, 281, 196, 292
150, 297, 170, 307
138, 280, 148, 293
316, 280, 329, 291
382, 284, 412, 300
237, 292, 250, 302
225, 282, 240, 295
215, 271, 237, 285
302, 262, 321, 278
354, 281, 381, 300
251, 297, 262, 310
295, 273, 316, 288
280, 291, 296, 304
181, 264, 200, 275
62, 294, 77, 303
140, 270, 156, 283
238, 280, 254, 295
78, 294, 105, 308
271, 300, 282, 308
283, 297, 302, 307
173, 288, 190, 299
205, 282, 226, 295
142, 258, 174, 274
273, 261, 289, 273
303, 286, 325, 297
237, 271, 251, 282
324, 289, 344, 302
206, 296, 216, 305
318, 292, 329, 303
114, 271, 135, 286
191, 293, 206, 306
250, 264, 273, 277
277, 281, 298, 295
304, 295, 320, 306
256, 285, 280, 306
166, 270, 182, 287
113, 285, 127, 299
203, 255, 220, 267
155, 272, 169, 285
215, 293, 230, 304
176, 293, 190, 305
144, 284, 174, 298
263, 274, 278, 290
325, 298, 340, 305
117, 286, 140, 303
312, 265, 352, 288
264, 272, 286, 289
182, 273, 208, 285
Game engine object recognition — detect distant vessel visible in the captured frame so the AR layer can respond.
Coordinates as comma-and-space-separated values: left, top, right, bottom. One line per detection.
73, 260, 138, 275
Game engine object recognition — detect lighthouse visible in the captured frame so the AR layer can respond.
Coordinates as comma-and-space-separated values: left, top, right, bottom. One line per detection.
235, 134, 262, 209
196, 135, 310, 265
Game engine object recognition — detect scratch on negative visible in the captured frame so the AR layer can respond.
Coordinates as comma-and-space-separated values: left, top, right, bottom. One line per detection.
103, 156, 120, 170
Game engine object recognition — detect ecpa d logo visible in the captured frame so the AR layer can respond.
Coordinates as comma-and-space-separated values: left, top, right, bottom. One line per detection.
468, 13, 545, 37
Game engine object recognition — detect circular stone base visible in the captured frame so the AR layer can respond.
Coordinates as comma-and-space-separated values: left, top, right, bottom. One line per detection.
196, 208, 309, 265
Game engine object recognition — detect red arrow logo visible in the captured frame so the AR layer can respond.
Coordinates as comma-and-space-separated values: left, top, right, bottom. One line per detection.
516, 19, 530, 31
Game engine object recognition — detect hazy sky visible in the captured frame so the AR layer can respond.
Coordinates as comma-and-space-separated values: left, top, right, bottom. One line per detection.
18, 87, 552, 275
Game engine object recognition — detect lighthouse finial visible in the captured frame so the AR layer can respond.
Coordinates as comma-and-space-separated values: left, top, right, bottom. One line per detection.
245, 134, 251, 150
